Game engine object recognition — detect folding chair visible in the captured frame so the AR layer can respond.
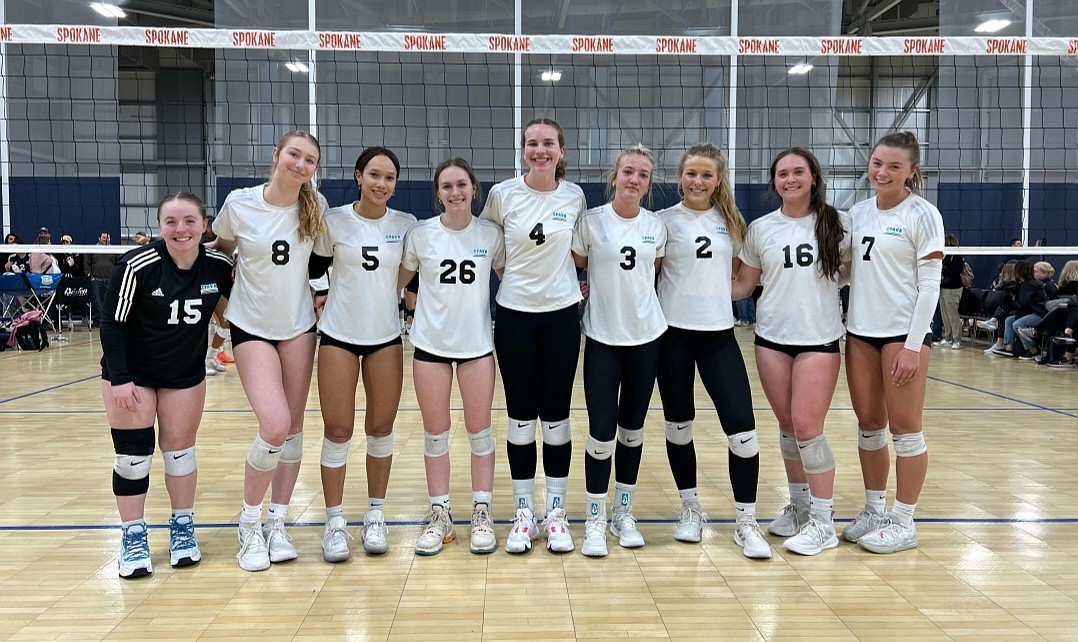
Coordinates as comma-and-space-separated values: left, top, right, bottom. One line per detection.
17, 272, 59, 332
0, 272, 31, 321
52, 275, 92, 340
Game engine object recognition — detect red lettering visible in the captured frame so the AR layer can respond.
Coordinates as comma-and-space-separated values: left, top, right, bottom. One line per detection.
738, 38, 780, 55
903, 38, 945, 54
0, 26, 13, 42
56, 27, 101, 44
571, 36, 614, 53
318, 32, 363, 49
145, 29, 189, 46
986, 38, 1026, 55
820, 38, 861, 55
655, 37, 697, 54
488, 35, 530, 52
232, 31, 277, 48
404, 34, 447, 51
1069, 39, 1078, 55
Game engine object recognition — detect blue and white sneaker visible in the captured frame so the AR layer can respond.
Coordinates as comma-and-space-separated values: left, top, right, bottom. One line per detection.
118, 522, 153, 579
169, 514, 201, 567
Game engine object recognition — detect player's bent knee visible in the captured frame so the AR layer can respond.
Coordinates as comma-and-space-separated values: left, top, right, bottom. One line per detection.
424, 431, 449, 458
541, 419, 572, 447
664, 421, 693, 446
507, 418, 536, 446
796, 434, 836, 474
858, 427, 888, 451
279, 431, 303, 464
585, 436, 615, 461
892, 432, 927, 457
246, 434, 283, 472
366, 434, 393, 459
112, 427, 155, 496
468, 427, 495, 456
728, 430, 759, 458
163, 446, 196, 477
320, 437, 350, 468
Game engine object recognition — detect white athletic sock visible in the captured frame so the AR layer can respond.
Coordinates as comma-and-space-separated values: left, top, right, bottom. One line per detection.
613, 482, 635, 511
512, 478, 534, 513
473, 491, 492, 507
171, 508, 193, 519
326, 504, 343, 520
809, 495, 834, 524
866, 490, 887, 514
368, 497, 385, 513
891, 499, 916, 526
734, 502, 756, 519
430, 494, 450, 509
679, 488, 699, 504
267, 503, 288, 522
789, 483, 810, 507
122, 518, 146, 530
585, 493, 606, 520
546, 476, 568, 514
240, 501, 262, 527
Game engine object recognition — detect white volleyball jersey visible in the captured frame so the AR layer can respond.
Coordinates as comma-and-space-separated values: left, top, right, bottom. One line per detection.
846, 194, 945, 337
402, 216, 505, 359
214, 185, 328, 340
480, 177, 586, 312
739, 209, 853, 345
656, 203, 737, 331
572, 203, 668, 346
314, 205, 417, 345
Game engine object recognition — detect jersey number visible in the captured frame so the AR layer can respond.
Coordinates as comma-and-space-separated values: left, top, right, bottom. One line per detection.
529, 223, 546, 246
619, 246, 637, 270
861, 236, 876, 261
439, 259, 477, 284
167, 299, 202, 325
361, 246, 379, 271
695, 236, 713, 259
782, 243, 814, 268
271, 240, 290, 265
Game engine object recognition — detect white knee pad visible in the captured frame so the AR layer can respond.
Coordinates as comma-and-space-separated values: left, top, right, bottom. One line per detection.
215, 326, 230, 340
728, 430, 760, 458
468, 427, 495, 456
585, 436, 615, 461
507, 418, 536, 446
247, 435, 283, 472
858, 428, 888, 451
893, 432, 927, 457
616, 426, 643, 448
114, 454, 152, 481
320, 437, 350, 468
664, 421, 693, 446
366, 434, 394, 459
779, 430, 799, 461
796, 434, 836, 474
541, 419, 572, 447
424, 431, 449, 458
279, 431, 303, 464
163, 446, 196, 477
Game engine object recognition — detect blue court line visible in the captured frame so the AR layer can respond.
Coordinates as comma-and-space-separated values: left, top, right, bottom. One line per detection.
0, 375, 98, 405
927, 374, 1078, 420
3, 516, 1078, 532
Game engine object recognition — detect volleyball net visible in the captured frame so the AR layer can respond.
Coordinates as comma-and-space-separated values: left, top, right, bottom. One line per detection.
0, 25, 1075, 284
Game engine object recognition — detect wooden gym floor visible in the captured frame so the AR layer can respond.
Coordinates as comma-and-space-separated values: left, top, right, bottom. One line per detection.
0, 327, 1076, 641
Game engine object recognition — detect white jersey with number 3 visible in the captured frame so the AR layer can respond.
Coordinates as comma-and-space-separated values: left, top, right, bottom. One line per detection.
402, 216, 506, 359
847, 194, 945, 337
656, 203, 737, 331
573, 203, 667, 346
315, 205, 417, 345
739, 208, 852, 345
481, 176, 586, 312
213, 185, 328, 340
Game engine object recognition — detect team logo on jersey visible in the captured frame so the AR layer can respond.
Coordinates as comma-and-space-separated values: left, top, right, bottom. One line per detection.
885, 225, 905, 237
641, 235, 657, 244
151, 288, 165, 297
473, 248, 489, 257
385, 233, 403, 244
714, 225, 728, 235
200, 283, 219, 295
552, 211, 568, 222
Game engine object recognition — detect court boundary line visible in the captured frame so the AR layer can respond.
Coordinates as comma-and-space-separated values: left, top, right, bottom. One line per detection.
927, 374, 1078, 419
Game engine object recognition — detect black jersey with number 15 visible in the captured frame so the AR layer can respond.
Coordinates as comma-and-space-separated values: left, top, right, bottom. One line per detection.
100, 241, 234, 388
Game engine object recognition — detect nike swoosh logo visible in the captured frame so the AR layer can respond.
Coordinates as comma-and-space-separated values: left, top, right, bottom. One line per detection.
268, 448, 282, 454
798, 444, 807, 449
741, 437, 752, 444
172, 453, 187, 459
517, 423, 529, 427
676, 425, 688, 431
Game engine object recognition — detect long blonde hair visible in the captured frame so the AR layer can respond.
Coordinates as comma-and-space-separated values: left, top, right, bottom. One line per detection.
270, 130, 326, 242
678, 142, 746, 246
1058, 260, 1078, 288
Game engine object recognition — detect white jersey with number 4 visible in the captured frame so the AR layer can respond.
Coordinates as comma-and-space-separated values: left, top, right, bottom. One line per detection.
481, 176, 586, 312
847, 194, 945, 337
739, 208, 852, 345
573, 203, 668, 346
214, 184, 328, 340
656, 203, 737, 331
315, 205, 417, 345
402, 216, 505, 359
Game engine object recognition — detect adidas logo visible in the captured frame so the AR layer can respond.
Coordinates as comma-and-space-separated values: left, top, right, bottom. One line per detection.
151, 288, 165, 297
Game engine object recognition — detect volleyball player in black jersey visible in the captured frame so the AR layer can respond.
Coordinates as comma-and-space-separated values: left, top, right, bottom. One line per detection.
100, 193, 233, 579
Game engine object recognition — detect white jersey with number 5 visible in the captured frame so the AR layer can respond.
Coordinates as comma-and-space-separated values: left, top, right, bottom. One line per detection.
214, 184, 328, 340
847, 194, 945, 337
481, 176, 586, 312
402, 216, 506, 359
739, 208, 852, 345
315, 205, 417, 345
656, 203, 737, 331
573, 203, 668, 346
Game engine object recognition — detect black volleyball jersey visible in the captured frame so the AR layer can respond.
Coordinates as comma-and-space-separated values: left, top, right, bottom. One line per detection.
100, 241, 234, 387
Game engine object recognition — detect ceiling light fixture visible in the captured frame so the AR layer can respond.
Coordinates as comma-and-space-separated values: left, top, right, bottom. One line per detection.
90, 3, 126, 18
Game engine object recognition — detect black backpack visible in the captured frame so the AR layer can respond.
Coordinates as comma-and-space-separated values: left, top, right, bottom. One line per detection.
10, 314, 49, 351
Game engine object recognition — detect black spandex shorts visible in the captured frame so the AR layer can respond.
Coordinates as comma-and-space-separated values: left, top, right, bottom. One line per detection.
754, 334, 840, 357
230, 323, 317, 348
846, 332, 931, 351
319, 332, 402, 358
413, 347, 492, 366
